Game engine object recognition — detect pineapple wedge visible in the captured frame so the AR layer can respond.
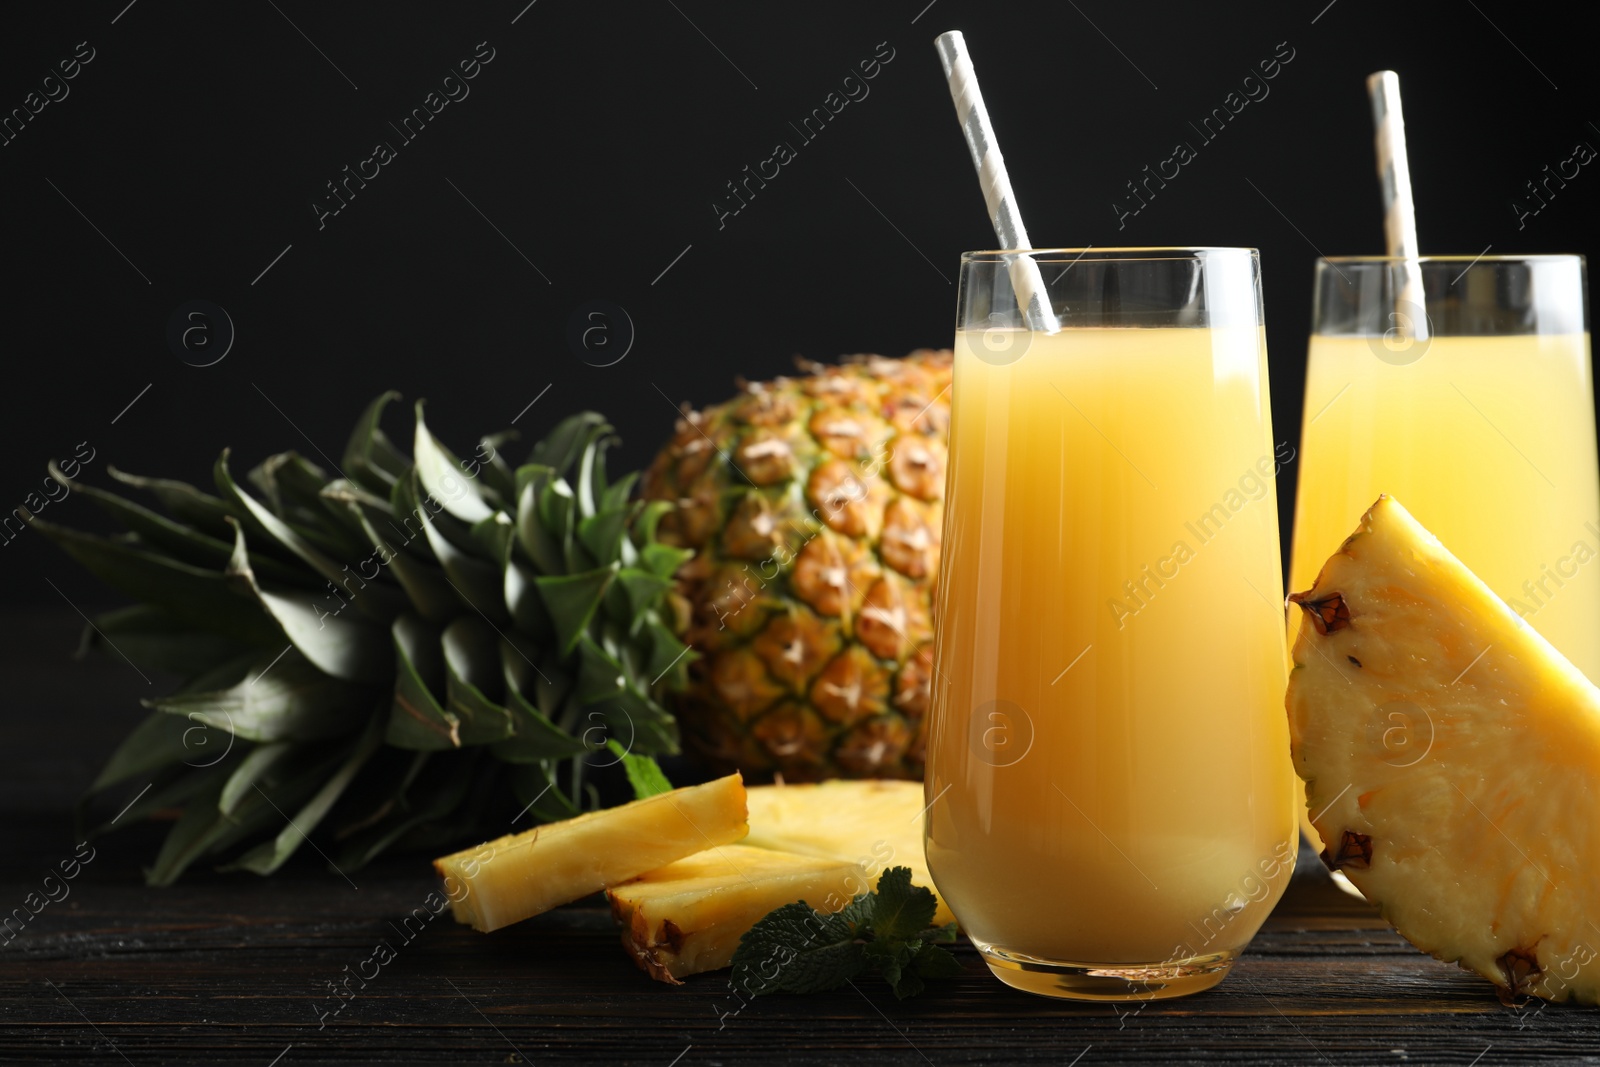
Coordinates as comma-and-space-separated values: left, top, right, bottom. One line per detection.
435, 773, 748, 932
744, 779, 952, 926
608, 844, 866, 983
1288, 496, 1600, 1004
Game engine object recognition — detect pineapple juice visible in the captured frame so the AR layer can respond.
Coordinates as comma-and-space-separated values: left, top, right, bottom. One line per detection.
1289, 332, 1600, 850
1290, 333, 1600, 678
925, 325, 1297, 981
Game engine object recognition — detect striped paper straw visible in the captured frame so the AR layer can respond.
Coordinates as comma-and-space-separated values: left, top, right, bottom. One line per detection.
1366, 70, 1429, 341
935, 31, 1060, 334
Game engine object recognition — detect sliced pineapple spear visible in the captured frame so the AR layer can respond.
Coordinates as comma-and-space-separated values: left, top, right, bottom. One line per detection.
436, 775, 946, 985
744, 779, 953, 926
608, 844, 866, 983
434, 773, 747, 932
1288, 496, 1600, 1005
606, 779, 950, 983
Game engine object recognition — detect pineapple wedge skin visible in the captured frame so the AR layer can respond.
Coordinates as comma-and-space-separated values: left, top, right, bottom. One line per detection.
1288, 496, 1600, 1005
608, 844, 867, 983
743, 779, 953, 926
434, 773, 748, 932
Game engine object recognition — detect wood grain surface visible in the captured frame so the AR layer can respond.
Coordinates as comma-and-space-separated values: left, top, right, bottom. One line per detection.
3, 609, 1594, 1065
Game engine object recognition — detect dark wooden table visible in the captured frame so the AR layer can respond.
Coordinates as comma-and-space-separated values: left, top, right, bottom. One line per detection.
4, 609, 1597, 1065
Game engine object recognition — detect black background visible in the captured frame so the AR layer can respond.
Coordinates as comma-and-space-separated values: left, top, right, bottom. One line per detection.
2, 0, 1595, 607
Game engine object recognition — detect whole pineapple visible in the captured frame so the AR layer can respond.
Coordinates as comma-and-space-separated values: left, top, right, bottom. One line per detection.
642, 351, 952, 781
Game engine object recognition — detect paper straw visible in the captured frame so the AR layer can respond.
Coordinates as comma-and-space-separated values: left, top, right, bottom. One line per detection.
1366, 70, 1429, 341
935, 31, 1060, 334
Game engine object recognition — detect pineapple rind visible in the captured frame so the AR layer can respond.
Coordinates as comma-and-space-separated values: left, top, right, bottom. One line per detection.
434, 773, 748, 932
642, 352, 954, 780
1288, 496, 1600, 1004
608, 843, 867, 983
744, 779, 953, 926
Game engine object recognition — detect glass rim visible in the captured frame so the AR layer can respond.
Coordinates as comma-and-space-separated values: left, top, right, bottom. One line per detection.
961, 246, 1257, 262
1318, 253, 1586, 265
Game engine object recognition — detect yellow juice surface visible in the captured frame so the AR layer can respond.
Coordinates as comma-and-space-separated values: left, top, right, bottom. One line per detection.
1290, 333, 1600, 679
926, 327, 1297, 966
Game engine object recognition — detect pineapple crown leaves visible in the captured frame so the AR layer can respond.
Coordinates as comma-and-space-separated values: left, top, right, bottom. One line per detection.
728, 866, 961, 1000
32, 393, 696, 885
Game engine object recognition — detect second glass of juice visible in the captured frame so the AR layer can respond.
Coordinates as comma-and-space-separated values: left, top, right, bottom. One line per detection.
925, 248, 1298, 1001
1289, 254, 1599, 851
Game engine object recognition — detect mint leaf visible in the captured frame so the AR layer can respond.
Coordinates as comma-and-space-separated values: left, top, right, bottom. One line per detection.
870, 866, 938, 942
729, 901, 866, 996
863, 937, 916, 993
889, 969, 927, 999
882, 940, 966, 999
838, 891, 875, 931
606, 740, 672, 798
731, 867, 960, 999
911, 944, 963, 979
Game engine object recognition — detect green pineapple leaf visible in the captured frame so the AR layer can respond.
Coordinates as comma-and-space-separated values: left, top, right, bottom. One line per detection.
535, 564, 618, 655
440, 617, 515, 745
507, 760, 581, 824
143, 650, 373, 743
342, 390, 409, 494
225, 519, 393, 685
48, 394, 689, 883
337, 751, 478, 870
216, 450, 373, 602
503, 557, 554, 639
56, 465, 306, 588
512, 465, 563, 574
415, 485, 506, 623
577, 507, 630, 567
218, 741, 296, 815
225, 713, 386, 876
595, 687, 679, 755
414, 400, 496, 523
26, 513, 280, 646
345, 504, 460, 623
493, 684, 589, 762
86, 711, 195, 794
475, 431, 520, 501
385, 614, 460, 751
529, 412, 609, 477
145, 764, 249, 886
80, 605, 252, 678
107, 466, 239, 539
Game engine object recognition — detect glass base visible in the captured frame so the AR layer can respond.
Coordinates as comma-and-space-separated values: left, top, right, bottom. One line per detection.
975, 943, 1238, 1001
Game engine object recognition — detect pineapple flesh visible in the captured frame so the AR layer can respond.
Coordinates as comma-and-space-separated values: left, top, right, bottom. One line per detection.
643, 352, 953, 781
744, 779, 952, 926
1288, 496, 1600, 1004
435, 773, 748, 932
608, 843, 866, 983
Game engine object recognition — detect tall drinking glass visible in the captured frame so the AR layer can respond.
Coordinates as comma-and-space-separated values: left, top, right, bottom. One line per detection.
925, 248, 1298, 1001
1289, 255, 1600, 851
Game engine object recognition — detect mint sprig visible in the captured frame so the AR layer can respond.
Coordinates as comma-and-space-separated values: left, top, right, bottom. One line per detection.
606, 740, 673, 798
728, 866, 962, 1000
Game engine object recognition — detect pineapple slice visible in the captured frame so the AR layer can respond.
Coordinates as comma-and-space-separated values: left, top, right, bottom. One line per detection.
608, 843, 866, 983
434, 773, 748, 932
1288, 496, 1600, 1004
744, 779, 952, 926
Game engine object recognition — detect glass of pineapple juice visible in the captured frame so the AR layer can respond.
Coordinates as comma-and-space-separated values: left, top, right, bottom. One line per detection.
1289, 254, 1598, 852
925, 248, 1298, 1001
